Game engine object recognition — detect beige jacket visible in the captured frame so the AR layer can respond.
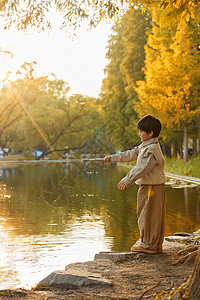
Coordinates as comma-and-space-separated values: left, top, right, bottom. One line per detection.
110, 138, 165, 186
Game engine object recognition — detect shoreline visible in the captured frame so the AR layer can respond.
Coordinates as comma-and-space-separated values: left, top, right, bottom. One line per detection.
117, 163, 200, 185
0, 238, 197, 300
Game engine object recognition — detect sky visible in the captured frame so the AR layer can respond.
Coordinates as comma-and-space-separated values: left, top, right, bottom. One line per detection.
0, 21, 113, 98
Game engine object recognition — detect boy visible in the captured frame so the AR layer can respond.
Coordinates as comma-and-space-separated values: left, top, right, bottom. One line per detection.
104, 115, 165, 254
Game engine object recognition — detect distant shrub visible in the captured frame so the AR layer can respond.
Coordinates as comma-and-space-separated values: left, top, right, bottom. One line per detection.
73, 151, 81, 159
23, 151, 34, 160
48, 152, 61, 160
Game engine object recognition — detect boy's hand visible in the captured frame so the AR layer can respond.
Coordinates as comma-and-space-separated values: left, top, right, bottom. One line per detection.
104, 156, 111, 162
117, 180, 126, 190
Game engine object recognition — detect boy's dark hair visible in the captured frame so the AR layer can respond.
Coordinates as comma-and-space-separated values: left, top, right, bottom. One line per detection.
137, 115, 161, 137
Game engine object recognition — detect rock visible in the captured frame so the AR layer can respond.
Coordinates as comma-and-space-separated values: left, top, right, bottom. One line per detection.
94, 240, 187, 263
65, 260, 113, 273
94, 251, 136, 262
37, 266, 112, 290
37, 237, 191, 292
64, 260, 114, 283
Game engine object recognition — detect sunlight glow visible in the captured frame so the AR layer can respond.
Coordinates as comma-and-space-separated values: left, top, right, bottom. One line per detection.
0, 217, 112, 289
0, 18, 112, 97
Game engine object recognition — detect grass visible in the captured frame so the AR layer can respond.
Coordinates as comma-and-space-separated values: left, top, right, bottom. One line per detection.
164, 155, 200, 178
118, 155, 200, 178
0, 154, 22, 161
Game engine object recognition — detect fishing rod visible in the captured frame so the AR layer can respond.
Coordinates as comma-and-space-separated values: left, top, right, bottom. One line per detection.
82, 158, 105, 162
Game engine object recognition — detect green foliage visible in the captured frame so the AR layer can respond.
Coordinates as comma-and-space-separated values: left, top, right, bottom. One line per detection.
0, 65, 104, 157
23, 151, 34, 160
101, 8, 151, 150
48, 152, 61, 160
0, 62, 42, 146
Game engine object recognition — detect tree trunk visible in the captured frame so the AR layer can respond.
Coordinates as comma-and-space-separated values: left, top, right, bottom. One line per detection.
188, 248, 200, 300
197, 187, 200, 218
197, 114, 200, 154
173, 140, 179, 158
183, 122, 188, 162
162, 144, 171, 157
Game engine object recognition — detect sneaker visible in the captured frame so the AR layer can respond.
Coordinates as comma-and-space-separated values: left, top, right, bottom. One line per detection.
131, 245, 157, 254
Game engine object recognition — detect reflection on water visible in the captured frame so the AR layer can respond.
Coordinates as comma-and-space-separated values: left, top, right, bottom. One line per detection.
0, 162, 200, 289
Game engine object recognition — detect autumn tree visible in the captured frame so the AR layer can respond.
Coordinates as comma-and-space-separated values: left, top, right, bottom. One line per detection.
135, 10, 200, 161
189, 6, 200, 154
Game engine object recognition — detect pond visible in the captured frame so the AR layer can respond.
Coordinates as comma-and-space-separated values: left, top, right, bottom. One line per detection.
0, 161, 200, 289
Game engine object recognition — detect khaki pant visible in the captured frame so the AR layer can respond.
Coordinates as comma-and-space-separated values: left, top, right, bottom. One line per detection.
137, 184, 165, 250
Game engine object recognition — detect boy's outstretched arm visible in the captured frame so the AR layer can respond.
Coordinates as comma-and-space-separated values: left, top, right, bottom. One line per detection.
104, 148, 138, 163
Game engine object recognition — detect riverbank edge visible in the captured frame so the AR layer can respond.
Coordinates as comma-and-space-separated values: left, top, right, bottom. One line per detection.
117, 162, 200, 185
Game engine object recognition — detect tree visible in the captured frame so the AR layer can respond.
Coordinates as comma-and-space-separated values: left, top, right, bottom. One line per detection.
5, 76, 102, 157
0, 62, 41, 146
189, 6, 200, 154
54, 93, 102, 155
188, 248, 200, 300
120, 9, 152, 101
0, 0, 199, 31
135, 11, 200, 161
100, 8, 151, 150
101, 20, 137, 150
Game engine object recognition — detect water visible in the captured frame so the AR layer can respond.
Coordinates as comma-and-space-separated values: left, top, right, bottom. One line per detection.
0, 162, 199, 289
